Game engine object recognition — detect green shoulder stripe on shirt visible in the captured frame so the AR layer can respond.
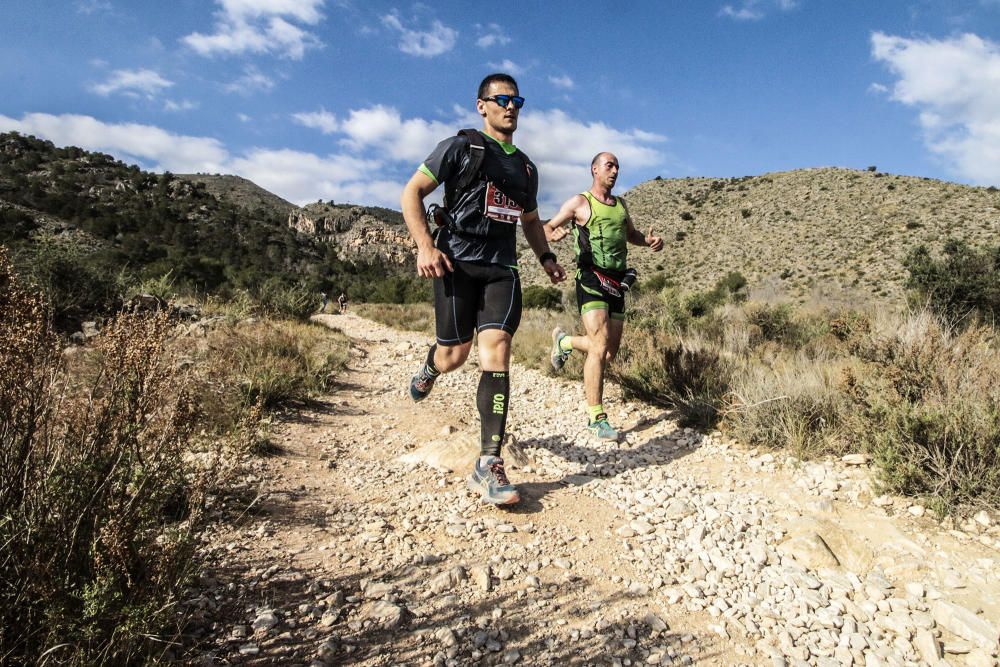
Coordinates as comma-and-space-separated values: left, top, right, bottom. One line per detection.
418, 163, 438, 184
480, 131, 517, 155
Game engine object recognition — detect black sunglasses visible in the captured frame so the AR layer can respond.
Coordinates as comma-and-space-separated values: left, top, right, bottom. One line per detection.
482, 94, 525, 109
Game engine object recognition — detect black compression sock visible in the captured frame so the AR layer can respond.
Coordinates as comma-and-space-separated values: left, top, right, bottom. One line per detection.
422, 344, 440, 377
477, 371, 509, 457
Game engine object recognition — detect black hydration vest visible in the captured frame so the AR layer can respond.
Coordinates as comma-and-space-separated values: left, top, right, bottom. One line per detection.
436, 129, 534, 240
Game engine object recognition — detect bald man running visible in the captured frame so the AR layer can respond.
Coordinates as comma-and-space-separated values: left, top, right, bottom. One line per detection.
543, 152, 663, 440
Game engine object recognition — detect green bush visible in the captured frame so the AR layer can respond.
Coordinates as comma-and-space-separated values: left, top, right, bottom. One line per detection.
745, 302, 798, 344
215, 321, 348, 411
522, 285, 562, 310
904, 239, 1000, 326
365, 275, 433, 304
253, 278, 316, 320
845, 316, 1000, 508
638, 271, 674, 294
18, 239, 122, 329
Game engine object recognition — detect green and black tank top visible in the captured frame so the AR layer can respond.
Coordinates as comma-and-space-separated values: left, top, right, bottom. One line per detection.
573, 191, 629, 276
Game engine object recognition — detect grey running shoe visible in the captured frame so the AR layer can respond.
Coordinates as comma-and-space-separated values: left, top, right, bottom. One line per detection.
409, 367, 437, 401
467, 456, 520, 505
550, 326, 571, 371
588, 415, 620, 441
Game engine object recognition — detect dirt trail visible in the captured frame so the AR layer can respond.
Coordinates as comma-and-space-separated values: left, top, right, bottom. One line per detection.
186, 312, 1000, 667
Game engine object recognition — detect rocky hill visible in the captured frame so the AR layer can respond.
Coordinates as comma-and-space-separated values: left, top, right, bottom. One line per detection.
172, 176, 415, 269
177, 173, 297, 218
288, 202, 412, 266
9, 129, 997, 310
0, 132, 418, 307
517, 168, 1000, 306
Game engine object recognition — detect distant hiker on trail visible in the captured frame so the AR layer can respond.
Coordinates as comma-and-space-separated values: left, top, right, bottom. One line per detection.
544, 152, 663, 440
401, 72, 566, 505
338, 292, 348, 314
320, 291, 328, 313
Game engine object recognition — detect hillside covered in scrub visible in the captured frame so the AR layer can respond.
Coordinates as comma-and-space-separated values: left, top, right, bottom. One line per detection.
621, 168, 1000, 305
0, 132, 426, 325
518, 168, 1000, 306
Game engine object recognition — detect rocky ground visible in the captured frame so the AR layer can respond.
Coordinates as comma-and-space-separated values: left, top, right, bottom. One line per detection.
182, 312, 1000, 667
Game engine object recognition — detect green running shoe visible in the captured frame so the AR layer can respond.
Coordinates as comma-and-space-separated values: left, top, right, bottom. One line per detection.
588, 414, 620, 441
550, 326, 571, 372
467, 456, 520, 505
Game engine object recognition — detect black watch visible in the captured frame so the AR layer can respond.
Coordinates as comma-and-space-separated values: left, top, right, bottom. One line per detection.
539, 251, 557, 266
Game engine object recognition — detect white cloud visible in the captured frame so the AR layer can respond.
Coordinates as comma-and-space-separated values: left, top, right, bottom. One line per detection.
487, 59, 524, 76
237, 113, 252, 122
475, 23, 510, 49
719, 4, 763, 20
90, 68, 174, 98
76, 0, 112, 14
0, 105, 667, 212
867, 82, 889, 95
218, 0, 324, 23
872, 31, 1000, 184
292, 109, 339, 134
164, 99, 199, 112
223, 66, 276, 94
719, 0, 797, 21
228, 148, 391, 204
0, 111, 399, 206
381, 13, 457, 57
0, 113, 228, 173
337, 105, 459, 163
517, 109, 667, 211
323, 104, 666, 213
182, 0, 324, 59
548, 75, 574, 90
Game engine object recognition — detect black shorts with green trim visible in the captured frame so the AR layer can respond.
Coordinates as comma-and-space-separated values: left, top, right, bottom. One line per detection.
576, 279, 626, 321
434, 260, 522, 345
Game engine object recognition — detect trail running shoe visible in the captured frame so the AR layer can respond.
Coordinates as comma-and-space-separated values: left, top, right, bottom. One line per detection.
550, 326, 571, 372
588, 415, 620, 441
409, 367, 437, 401
467, 456, 520, 505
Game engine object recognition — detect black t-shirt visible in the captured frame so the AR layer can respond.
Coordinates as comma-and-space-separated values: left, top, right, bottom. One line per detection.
420, 131, 538, 267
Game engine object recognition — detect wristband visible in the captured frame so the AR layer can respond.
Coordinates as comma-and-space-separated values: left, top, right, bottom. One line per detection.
539, 251, 557, 266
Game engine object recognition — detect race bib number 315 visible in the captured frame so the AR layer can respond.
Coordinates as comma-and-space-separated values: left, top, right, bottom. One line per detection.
483, 182, 522, 224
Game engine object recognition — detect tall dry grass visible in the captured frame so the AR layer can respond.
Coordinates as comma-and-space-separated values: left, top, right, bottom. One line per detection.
355, 302, 435, 335
0, 247, 351, 664
1, 249, 203, 664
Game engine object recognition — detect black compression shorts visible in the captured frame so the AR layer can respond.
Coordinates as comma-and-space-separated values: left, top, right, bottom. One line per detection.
434, 260, 522, 345
576, 276, 626, 320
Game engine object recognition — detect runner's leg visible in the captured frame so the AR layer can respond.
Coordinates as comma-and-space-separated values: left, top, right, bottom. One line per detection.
581, 307, 611, 409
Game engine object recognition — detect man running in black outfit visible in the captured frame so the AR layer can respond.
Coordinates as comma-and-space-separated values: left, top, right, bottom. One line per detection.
401, 73, 566, 505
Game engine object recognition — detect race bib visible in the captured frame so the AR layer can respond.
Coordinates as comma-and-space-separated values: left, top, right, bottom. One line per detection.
483, 181, 522, 224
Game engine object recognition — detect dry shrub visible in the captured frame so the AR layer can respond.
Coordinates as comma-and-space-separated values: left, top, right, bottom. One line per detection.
181, 319, 350, 436
0, 248, 205, 664
614, 329, 735, 428
845, 310, 1000, 508
511, 306, 583, 376
724, 355, 856, 457
355, 302, 435, 335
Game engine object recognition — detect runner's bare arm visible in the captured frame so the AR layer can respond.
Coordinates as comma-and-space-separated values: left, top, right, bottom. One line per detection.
401, 170, 454, 278
623, 201, 664, 251
522, 209, 567, 284
543, 194, 587, 242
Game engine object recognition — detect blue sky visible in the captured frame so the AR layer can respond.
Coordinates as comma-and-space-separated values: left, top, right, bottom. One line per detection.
2, 0, 999, 215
